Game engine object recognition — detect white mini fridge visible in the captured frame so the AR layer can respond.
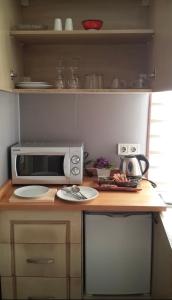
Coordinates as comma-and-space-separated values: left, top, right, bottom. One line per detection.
84, 212, 152, 295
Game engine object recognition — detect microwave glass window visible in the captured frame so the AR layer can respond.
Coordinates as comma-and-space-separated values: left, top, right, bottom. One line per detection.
16, 155, 65, 176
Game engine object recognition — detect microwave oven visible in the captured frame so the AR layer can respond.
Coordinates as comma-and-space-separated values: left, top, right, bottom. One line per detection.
11, 142, 84, 184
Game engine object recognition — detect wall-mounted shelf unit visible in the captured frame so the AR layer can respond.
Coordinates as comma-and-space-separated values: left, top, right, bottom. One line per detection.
10, 29, 154, 45
1, 0, 172, 93
0, 0, 158, 92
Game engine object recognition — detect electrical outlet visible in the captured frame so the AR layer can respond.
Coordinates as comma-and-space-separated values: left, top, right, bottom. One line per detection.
118, 144, 129, 155
118, 143, 140, 155
128, 144, 140, 155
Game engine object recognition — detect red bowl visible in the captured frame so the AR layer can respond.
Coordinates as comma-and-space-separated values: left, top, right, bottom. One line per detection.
82, 19, 103, 30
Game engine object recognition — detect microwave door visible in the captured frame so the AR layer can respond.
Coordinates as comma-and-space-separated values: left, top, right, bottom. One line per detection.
30, 153, 70, 184
13, 152, 70, 184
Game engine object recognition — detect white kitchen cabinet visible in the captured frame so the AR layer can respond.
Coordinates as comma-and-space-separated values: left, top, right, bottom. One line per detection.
0, 0, 159, 93
0, 0, 172, 94
0, 0, 22, 91
13, 223, 67, 243
16, 277, 68, 300
14, 243, 67, 277
0, 210, 82, 300
150, 0, 172, 91
11, 0, 153, 93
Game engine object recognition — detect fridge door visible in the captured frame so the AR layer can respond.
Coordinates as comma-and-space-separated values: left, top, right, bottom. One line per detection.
84, 212, 152, 295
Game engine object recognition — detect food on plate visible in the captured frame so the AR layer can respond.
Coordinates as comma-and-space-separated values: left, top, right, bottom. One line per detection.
112, 173, 138, 188
113, 173, 129, 183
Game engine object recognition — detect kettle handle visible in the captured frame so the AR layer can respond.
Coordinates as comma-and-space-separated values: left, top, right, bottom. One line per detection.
136, 154, 149, 175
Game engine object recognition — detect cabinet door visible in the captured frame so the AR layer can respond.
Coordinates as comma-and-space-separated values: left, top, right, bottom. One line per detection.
1, 277, 14, 300
0, 0, 22, 91
0, 244, 12, 276
15, 244, 67, 277
151, 0, 172, 91
14, 223, 67, 243
16, 277, 68, 300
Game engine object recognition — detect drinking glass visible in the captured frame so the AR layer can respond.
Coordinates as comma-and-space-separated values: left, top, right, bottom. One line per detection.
85, 73, 103, 89
55, 67, 65, 89
67, 77, 79, 88
111, 77, 127, 89
97, 74, 103, 88
67, 66, 80, 89
55, 57, 66, 88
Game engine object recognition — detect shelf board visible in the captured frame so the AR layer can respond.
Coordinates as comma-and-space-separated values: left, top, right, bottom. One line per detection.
10, 29, 154, 44
13, 88, 152, 94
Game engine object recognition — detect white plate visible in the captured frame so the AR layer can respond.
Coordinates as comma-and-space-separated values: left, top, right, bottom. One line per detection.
14, 185, 49, 198
15, 82, 53, 89
16, 82, 48, 84
17, 85, 52, 89
57, 186, 99, 202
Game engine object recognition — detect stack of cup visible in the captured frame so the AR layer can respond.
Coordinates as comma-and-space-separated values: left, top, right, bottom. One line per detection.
65, 18, 73, 31
54, 18, 73, 31
54, 18, 62, 31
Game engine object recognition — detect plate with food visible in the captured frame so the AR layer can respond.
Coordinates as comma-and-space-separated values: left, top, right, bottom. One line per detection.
95, 173, 142, 192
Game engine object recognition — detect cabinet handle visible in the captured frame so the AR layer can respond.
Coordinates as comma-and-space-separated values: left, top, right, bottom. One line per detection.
26, 257, 55, 264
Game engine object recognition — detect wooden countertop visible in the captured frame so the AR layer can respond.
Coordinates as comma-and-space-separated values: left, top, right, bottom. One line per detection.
0, 178, 166, 212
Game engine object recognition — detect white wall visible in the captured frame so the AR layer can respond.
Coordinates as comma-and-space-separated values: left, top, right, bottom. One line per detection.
20, 93, 149, 167
0, 92, 19, 185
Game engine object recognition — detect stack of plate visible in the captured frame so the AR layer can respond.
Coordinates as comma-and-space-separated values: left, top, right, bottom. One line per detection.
14, 185, 49, 198
15, 81, 53, 89
15, 24, 48, 30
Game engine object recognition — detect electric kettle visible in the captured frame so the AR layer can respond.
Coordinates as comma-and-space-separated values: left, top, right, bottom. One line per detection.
120, 154, 149, 178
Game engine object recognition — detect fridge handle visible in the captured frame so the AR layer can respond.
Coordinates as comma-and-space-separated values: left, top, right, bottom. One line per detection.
85, 212, 151, 217
100, 213, 138, 218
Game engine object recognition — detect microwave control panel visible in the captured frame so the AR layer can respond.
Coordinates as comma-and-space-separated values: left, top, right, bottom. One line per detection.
70, 147, 84, 183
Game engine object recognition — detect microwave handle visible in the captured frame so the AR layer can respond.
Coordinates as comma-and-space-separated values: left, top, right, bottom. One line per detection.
63, 153, 70, 178
11, 153, 18, 178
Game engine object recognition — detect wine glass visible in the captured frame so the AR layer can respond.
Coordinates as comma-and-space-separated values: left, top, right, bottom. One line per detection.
55, 68, 65, 88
